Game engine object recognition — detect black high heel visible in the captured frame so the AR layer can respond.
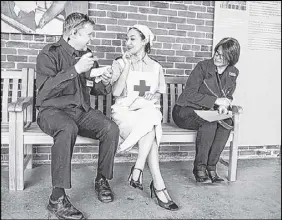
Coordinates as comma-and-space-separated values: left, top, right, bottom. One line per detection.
128, 166, 143, 190
149, 181, 179, 211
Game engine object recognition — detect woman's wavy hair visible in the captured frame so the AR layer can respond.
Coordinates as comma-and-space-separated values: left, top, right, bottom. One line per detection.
214, 37, 240, 66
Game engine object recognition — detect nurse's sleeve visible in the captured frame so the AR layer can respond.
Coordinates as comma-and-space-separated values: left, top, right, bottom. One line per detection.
110, 59, 123, 85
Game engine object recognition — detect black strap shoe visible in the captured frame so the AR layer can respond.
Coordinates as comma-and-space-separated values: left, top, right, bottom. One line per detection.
150, 181, 179, 211
128, 165, 143, 190
47, 195, 86, 219
207, 170, 224, 183
95, 177, 114, 203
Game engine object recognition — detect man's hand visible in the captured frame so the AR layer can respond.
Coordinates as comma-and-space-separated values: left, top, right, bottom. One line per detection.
218, 105, 229, 115
74, 52, 95, 74
100, 67, 113, 85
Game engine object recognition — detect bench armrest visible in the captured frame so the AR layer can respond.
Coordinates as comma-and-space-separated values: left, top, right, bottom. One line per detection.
231, 105, 243, 114
8, 96, 33, 112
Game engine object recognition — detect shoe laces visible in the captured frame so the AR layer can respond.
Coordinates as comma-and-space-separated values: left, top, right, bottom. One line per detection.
97, 178, 110, 190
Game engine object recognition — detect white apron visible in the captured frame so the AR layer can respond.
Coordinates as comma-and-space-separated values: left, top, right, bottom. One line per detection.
111, 69, 163, 153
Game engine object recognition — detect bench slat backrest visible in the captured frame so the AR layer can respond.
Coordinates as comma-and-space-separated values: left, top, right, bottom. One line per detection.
1, 68, 35, 123
162, 76, 187, 123
2, 68, 188, 125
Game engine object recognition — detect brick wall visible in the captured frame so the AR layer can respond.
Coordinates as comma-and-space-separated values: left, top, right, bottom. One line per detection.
1, 1, 280, 165
1, 1, 215, 73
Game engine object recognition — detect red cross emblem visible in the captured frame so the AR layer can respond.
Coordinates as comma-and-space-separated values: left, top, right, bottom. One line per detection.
134, 80, 150, 96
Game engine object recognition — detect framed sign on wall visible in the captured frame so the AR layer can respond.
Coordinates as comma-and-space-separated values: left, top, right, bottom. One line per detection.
1, 1, 88, 35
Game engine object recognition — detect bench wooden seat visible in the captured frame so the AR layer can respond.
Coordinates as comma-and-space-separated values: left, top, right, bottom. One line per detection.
2, 69, 243, 191
2, 121, 232, 145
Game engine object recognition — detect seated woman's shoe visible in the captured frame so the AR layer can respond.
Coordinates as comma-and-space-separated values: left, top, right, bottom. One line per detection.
193, 169, 210, 183
128, 165, 143, 190
150, 181, 179, 211
207, 170, 224, 183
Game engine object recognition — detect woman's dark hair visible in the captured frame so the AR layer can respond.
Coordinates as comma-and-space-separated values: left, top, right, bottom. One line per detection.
214, 37, 240, 66
129, 27, 151, 53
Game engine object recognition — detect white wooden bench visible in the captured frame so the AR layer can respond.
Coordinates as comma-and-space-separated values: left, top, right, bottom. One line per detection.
1, 68, 243, 191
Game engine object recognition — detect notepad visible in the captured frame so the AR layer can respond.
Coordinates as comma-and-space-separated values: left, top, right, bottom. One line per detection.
194, 110, 232, 122
90, 66, 111, 77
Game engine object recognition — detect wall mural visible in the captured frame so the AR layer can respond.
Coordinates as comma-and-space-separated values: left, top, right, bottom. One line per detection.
1, 1, 88, 35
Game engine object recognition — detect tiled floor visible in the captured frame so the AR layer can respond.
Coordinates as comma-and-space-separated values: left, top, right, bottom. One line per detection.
1, 158, 281, 219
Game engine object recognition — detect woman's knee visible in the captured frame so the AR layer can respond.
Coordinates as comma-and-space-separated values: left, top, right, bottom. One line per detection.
202, 121, 217, 129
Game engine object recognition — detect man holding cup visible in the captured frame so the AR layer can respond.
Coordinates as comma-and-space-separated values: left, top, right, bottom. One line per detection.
36, 12, 119, 219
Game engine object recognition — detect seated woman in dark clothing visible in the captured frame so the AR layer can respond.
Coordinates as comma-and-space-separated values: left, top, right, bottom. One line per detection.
172, 37, 241, 183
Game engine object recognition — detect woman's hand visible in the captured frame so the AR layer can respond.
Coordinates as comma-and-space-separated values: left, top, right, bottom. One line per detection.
121, 46, 132, 66
144, 91, 154, 100
144, 92, 160, 100
218, 105, 229, 115
215, 97, 231, 107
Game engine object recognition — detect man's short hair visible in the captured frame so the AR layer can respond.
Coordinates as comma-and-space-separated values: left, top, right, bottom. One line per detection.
63, 12, 95, 35
214, 37, 240, 66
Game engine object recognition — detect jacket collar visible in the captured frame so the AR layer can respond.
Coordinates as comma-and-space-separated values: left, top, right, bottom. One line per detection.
207, 58, 235, 79
205, 58, 236, 96
207, 58, 217, 76
58, 37, 76, 56
58, 37, 92, 57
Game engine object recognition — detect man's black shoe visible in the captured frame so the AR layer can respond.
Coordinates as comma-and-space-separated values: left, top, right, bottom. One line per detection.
95, 177, 114, 203
47, 195, 85, 219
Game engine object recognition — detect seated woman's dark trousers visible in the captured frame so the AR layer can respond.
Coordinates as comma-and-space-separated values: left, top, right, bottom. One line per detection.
37, 106, 119, 189
172, 105, 232, 172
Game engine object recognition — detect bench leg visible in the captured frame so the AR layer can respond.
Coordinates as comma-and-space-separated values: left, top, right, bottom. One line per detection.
228, 114, 240, 182
228, 140, 238, 181
9, 112, 17, 191
26, 144, 33, 169
15, 113, 25, 190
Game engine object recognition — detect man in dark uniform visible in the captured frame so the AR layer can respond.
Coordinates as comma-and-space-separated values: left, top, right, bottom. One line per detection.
172, 37, 241, 184
36, 12, 119, 219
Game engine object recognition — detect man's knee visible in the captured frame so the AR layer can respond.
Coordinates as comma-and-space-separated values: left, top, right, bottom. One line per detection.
105, 120, 120, 137
97, 120, 119, 145
65, 123, 79, 136
55, 122, 78, 139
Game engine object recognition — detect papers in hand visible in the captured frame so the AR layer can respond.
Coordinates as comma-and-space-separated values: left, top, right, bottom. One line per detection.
90, 65, 111, 83
194, 110, 232, 122
90, 66, 111, 77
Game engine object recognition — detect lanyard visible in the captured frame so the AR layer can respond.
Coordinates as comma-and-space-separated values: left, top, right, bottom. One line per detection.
215, 70, 227, 98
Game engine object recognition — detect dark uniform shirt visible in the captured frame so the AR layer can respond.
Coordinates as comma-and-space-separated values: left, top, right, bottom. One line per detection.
176, 58, 239, 110
36, 37, 111, 111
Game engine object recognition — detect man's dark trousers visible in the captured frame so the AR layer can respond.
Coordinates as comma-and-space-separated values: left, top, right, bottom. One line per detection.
37, 106, 119, 189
